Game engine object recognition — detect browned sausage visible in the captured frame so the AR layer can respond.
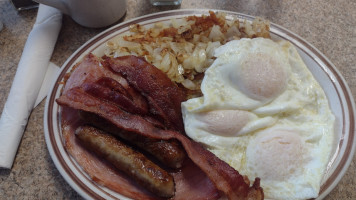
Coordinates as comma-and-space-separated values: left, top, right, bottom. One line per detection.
79, 111, 186, 169
75, 125, 175, 198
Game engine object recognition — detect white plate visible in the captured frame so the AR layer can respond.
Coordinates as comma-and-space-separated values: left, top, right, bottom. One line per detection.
44, 9, 356, 200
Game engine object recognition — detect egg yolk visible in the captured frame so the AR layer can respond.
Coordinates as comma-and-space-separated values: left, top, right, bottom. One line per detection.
233, 52, 289, 102
246, 129, 304, 181
197, 110, 250, 136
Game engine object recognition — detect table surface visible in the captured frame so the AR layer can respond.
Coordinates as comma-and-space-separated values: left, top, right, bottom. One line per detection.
0, 0, 355, 199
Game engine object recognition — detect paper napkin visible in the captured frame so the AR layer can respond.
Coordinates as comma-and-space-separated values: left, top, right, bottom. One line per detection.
0, 4, 62, 169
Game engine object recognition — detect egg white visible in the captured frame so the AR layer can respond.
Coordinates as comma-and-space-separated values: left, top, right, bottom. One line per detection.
197, 38, 292, 111
181, 38, 335, 200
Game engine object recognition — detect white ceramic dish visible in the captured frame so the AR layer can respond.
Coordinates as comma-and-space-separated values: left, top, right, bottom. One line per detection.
44, 9, 356, 200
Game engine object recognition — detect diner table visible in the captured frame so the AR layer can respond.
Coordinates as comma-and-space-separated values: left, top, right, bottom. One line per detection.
0, 0, 355, 199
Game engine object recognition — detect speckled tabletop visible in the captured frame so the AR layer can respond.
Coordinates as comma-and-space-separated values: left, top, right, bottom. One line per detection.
0, 0, 355, 199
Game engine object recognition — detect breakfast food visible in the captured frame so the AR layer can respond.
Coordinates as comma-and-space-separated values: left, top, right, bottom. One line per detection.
57, 54, 263, 199
182, 38, 335, 199
101, 55, 186, 132
56, 10, 335, 200
76, 125, 175, 198
106, 11, 270, 91
79, 111, 186, 169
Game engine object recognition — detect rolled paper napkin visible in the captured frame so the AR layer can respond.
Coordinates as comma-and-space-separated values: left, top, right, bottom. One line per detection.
0, 4, 62, 169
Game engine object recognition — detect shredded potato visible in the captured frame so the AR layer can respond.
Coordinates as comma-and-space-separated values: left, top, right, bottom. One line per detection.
105, 11, 270, 91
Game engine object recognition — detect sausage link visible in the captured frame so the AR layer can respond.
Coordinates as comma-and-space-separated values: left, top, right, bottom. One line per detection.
79, 111, 186, 169
76, 125, 175, 198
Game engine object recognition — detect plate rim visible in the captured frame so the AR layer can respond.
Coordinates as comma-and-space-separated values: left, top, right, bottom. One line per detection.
44, 9, 356, 200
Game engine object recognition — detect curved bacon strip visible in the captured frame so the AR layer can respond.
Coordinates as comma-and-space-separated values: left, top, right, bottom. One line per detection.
82, 81, 148, 115
96, 77, 149, 115
96, 77, 130, 97
64, 54, 150, 116
57, 87, 264, 200
63, 54, 129, 94
102, 55, 186, 133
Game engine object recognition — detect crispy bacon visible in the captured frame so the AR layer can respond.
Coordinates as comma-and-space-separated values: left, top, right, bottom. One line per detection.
57, 86, 263, 199
63, 54, 129, 94
96, 77, 149, 111
96, 77, 132, 99
57, 54, 263, 200
102, 55, 186, 133
82, 79, 148, 115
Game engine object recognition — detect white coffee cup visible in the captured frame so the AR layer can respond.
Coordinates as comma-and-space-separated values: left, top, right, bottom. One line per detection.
33, 0, 126, 28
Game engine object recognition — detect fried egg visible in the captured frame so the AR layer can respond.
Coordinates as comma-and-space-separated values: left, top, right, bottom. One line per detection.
181, 38, 335, 199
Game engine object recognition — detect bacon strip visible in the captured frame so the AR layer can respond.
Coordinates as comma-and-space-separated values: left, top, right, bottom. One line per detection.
96, 77, 130, 97
82, 81, 148, 115
57, 87, 263, 200
63, 54, 129, 94
96, 77, 149, 114
102, 55, 186, 133
172, 159, 220, 200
